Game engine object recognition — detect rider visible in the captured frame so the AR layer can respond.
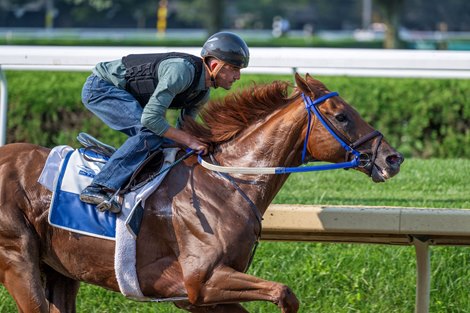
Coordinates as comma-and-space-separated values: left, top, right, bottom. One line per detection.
79, 32, 250, 213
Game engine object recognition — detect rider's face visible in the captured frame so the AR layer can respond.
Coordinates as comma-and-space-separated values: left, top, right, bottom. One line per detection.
215, 63, 241, 90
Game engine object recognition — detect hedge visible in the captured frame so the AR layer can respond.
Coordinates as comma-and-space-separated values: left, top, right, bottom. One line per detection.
0, 37, 384, 49
4, 71, 470, 158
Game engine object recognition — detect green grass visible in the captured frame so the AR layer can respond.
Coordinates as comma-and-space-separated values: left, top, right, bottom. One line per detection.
1, 158, 469, 312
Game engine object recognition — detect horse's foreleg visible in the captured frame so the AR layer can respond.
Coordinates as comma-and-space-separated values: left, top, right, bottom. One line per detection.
184, 265, 299, 313
43, 265, 80, 313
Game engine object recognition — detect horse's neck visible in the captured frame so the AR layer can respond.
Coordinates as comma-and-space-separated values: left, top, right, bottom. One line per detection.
214, 102, 306, 213
220, 102, 305, 166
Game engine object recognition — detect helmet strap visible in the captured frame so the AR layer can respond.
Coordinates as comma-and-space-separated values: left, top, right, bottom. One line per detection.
203, 57, 225, 89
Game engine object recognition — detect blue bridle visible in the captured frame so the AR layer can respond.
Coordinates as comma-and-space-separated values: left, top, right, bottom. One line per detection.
301, 92, 359, 163
296, 91, 384, 174
196, 91, 382, 174
276, 92, 357, 173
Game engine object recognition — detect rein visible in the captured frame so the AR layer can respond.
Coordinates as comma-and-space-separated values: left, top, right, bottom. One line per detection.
197, 92, 382, 175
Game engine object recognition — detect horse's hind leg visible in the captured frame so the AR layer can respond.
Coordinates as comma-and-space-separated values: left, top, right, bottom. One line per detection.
43, 265, 80, 313
175, 302, 249, 313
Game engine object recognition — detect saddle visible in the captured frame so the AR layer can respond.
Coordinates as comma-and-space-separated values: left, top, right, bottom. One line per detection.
45, 134, 183, 240
76, 132, 166, 193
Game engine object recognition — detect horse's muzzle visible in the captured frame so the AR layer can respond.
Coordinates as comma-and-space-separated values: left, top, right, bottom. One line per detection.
370, 151, 404, 182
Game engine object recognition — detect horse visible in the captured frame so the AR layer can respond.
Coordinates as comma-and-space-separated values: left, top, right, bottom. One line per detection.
0, 73, 403, 313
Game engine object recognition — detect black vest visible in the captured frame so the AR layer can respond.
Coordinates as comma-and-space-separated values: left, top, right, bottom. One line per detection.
122, 52, 208, 109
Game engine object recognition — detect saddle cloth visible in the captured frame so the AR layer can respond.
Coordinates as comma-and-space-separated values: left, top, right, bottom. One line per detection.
41, 146, 177, 240
47, 147, 117, 239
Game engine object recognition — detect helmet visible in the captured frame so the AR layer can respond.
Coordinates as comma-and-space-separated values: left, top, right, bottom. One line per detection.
201, 32, 250, 68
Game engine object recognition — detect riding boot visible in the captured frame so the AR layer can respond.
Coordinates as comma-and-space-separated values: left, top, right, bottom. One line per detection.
80, 183, 121, 213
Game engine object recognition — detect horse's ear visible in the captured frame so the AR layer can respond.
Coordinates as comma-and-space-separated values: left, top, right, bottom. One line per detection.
294, 72, 310, 93
305, 74, 328, 91
295, 72, 321, 97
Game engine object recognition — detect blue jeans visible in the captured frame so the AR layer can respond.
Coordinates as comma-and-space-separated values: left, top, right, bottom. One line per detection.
81, 73, 164, 190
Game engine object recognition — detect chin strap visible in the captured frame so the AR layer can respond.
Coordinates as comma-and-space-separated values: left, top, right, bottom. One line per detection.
203, 58, 225, 89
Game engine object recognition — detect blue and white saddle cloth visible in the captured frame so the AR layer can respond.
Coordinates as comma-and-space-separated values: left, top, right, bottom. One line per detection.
47, 147, 116, 239
39, 146, 177, 241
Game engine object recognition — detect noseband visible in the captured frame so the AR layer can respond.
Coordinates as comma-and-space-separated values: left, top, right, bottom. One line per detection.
301, 92, 383, 172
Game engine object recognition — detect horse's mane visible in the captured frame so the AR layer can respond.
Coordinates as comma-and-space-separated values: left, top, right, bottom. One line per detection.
183, 80, 296, 144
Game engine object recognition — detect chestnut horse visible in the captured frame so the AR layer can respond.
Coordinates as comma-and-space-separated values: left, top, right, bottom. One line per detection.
0, 74, 403, 313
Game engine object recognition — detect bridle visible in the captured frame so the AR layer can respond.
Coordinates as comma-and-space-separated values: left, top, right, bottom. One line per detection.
301, 92, 383, 174
197, 91, 383, 175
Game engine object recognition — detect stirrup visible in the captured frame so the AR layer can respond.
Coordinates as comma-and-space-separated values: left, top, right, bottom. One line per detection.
96, 198, 121, 214
96, 188, 122, 214
77, 132, 117, 157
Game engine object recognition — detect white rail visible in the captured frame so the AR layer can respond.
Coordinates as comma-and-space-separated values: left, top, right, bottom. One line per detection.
2, 46, 470, 77
1, 46, 470, 146
263, 204, 470, 313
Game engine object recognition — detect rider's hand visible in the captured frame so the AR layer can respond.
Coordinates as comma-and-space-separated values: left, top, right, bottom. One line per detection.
188, 139, 209, 155
162, 127, 209, 155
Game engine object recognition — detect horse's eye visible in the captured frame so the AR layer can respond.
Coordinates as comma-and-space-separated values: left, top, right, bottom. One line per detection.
335, 113, 348, 123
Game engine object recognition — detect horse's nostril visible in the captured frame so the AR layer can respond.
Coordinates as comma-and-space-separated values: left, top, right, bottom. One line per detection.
386, 154, 404, 166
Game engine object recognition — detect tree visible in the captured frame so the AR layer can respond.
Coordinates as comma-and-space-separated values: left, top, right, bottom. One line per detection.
0, 0, 54, 27
206, 0, 224, 35
374, 0, 404, 49
63, 0, 157, 28
174, 0, 225, 36
64, 0, 112, 11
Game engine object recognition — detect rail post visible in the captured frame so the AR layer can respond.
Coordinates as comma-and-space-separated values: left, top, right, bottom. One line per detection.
413, 236, 431, 313
0, 66, 7, 146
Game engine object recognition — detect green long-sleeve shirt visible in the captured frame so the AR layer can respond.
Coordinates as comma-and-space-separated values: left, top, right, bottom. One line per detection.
93, 56, 210, 136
